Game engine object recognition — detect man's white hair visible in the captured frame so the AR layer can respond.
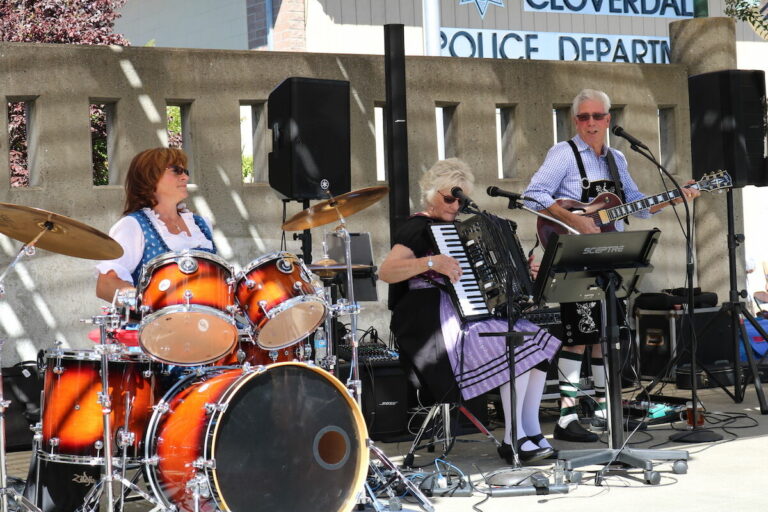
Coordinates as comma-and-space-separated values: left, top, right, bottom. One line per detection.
572, 89, 611, 115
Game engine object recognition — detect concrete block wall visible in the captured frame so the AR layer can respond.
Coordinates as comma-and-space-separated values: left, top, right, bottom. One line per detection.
0, 18, 736, 365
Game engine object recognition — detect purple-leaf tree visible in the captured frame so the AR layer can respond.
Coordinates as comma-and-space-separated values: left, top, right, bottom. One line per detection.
1, 0, 129, 186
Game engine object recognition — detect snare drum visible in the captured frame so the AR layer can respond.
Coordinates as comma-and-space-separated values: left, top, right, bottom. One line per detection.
235, 252, 326, 350
138, 250, 238, 365
39, 348, 156, 464
144, 363, 368, 512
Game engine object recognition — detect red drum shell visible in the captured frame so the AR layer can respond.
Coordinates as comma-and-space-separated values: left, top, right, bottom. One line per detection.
40, 349, 156, 463
144, 363, 368, 512
215, 336, 307, 366
235, 252, 326, 350
138, 250, 237, 365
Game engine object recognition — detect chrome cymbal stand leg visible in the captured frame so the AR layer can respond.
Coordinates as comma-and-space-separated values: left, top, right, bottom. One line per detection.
332, 224, 433, 512
79, 310, 159, 512
0, 235, 47, 512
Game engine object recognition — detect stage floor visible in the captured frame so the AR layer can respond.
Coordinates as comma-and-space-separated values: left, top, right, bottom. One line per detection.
7, 383, 767, 512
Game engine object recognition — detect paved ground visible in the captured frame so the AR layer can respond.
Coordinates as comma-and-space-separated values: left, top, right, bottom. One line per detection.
6, 382, 767, 512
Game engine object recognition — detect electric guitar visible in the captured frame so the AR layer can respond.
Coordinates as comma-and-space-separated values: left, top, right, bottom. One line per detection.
536, 170, 732, 246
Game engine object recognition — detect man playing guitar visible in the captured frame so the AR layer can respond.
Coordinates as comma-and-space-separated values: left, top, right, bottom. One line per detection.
523, 88, 700, 444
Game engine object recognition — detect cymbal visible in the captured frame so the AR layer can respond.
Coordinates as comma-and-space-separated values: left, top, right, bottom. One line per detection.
0, 203, 124, 260
282, 186, 389, 231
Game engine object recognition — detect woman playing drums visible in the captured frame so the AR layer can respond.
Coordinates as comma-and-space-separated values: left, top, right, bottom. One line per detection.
96, 147, 216, 302
95, 148, 238, 366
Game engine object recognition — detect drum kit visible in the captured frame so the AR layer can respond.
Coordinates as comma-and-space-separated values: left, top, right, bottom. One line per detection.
0, 188, 432, 512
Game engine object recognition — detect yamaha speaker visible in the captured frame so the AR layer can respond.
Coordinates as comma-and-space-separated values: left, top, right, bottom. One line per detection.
689, 70, 767, 188
268, 77, 351, 200
337, 360, 407, 440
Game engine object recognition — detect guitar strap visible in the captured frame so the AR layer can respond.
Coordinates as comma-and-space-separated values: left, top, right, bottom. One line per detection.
567, 140, 592, 203
567, 139, 628, 222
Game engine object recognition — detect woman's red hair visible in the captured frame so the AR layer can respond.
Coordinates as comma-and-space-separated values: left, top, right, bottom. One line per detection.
123, 148, 188, 215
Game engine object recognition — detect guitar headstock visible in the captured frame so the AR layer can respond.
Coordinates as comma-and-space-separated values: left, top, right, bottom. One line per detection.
697, 170, 733, 193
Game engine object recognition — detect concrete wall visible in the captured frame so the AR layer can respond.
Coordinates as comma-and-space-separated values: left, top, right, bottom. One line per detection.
0, 18, 737, 365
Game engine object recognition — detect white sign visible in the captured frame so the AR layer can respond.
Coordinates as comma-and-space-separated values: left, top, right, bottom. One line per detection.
441, 28, 670, 63
523, 0, 694, 18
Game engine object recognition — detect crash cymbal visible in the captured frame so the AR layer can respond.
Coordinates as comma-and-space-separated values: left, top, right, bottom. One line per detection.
281, 186, 389, 232
0, 203, 124, 260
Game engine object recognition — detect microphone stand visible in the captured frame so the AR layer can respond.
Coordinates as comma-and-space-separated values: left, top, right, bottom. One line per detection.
624, 142, 722, 442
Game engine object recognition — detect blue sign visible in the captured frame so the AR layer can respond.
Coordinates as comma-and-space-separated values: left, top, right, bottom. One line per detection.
523, 0, 694, 18
441, 28, 671, 63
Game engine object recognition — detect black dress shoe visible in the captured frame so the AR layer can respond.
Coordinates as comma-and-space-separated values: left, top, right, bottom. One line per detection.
528, 433, 558, 459
553, 421, 599, 443
497, 440, 554, 464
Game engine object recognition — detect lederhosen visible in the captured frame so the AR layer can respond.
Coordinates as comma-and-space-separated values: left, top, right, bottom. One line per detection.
560, 140, 626, 346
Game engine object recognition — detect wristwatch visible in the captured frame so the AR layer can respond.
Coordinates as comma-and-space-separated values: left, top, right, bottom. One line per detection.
427, 256, 434, 270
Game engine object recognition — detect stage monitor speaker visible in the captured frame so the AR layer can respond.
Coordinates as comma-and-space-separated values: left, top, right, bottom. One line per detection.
268, 77, 351, 200
337, 361, 408, 440
689, 69, 767, 188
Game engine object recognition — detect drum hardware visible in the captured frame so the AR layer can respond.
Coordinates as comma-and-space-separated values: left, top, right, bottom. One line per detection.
283, 187, 433, 511
74, 310, 164, 512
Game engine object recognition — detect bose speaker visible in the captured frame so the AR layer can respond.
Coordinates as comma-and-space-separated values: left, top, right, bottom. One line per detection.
268, 77, 351, 200
689, 69, 767, 188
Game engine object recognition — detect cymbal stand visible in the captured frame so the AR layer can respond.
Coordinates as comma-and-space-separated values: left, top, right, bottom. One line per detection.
0, 227, 51, 512
78, 308, 164, 512
329, 219, 433, 512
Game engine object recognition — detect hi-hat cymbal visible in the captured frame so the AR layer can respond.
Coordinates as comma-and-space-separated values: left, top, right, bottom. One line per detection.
0, 203, 124, 260
281, 186, 389, 231
308, 262, 374, 276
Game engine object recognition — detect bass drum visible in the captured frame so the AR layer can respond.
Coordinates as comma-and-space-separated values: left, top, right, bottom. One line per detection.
144, 363, 368, 512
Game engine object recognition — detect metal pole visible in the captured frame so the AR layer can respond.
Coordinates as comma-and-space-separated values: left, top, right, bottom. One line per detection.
421, 0, 442, 56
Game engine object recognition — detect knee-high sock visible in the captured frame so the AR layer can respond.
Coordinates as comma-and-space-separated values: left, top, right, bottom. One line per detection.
591, 358, 607, 418
521, 368, 552, 449
558, 350, 583, 428
499, 374, 537, 451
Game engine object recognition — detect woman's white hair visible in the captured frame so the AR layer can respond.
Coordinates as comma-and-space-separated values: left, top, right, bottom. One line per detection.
419, 158, 475, 208
572, 89, 611, 115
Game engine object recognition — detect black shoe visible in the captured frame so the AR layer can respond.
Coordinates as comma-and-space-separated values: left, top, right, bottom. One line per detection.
553, 421, 599, 443
497, 440, 553, 465
528, 433, 558, 459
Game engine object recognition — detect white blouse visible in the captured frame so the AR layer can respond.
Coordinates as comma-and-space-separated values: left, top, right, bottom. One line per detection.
96, 207, 214, 284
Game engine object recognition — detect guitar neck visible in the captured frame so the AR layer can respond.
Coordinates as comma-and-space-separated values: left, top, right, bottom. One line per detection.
601, 185, 696, 223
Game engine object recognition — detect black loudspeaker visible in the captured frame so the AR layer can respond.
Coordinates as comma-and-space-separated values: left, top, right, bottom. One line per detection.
689, 69, 767, 188
677, 309, 734, 366
337, 361, 407, 440
268, 77, 351, 200
3, 362, 41, 451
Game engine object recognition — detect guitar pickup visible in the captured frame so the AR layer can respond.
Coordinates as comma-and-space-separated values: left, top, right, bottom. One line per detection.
598, 210, 611, 223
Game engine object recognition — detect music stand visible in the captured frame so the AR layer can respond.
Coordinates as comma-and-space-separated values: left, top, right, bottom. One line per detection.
534, 230, 689, 485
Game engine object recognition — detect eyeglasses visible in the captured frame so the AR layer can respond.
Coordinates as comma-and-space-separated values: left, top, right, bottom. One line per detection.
437, 191, 458, 205
575, 112, 609, 122
168, 165, 190, 176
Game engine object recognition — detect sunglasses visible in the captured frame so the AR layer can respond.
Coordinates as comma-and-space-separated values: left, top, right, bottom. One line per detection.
437, 191, 458, 205
575, 112, 609, 122
168, 165, 190, 176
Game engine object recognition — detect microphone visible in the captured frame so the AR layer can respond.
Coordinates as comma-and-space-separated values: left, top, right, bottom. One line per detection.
450, 186, 477, 209
611, 125, 649, 150
487, 186, 533, 202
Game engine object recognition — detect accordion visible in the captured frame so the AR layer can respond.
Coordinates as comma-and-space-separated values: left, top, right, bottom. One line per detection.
429, 213, 534, 322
